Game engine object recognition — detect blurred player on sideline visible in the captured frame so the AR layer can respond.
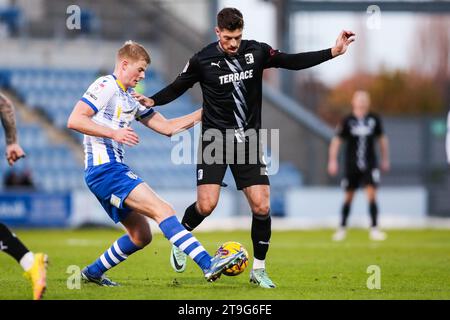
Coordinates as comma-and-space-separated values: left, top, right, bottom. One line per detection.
67, 41, 245, 286
0, 92, 48, 300
133, 7, 355, 288
328, 91, 390, 241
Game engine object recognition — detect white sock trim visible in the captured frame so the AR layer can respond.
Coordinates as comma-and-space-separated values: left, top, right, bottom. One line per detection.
178, 237, 197, 251
189, 246, 206, 260
20, 251, 34, 271
169, 230, 189, 244
253, 258, 265, 270
107, 248, 120, 264
113, 241, 128, 260
100, 254, 112, 269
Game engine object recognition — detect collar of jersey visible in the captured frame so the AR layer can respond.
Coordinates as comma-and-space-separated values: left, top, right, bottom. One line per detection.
216, 40, 243, 56
111, 74, 127, 92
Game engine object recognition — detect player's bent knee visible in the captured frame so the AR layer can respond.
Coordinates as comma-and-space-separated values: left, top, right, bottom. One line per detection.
141, 201, 176, 221
139, 232, 152, 247
196, 201, 216, 216
252, 204, 271, 216
131, 231, 152, 248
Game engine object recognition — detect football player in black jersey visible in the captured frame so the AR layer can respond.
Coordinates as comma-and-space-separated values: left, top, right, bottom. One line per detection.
328, 91, 390, 241
0, 92, 47, 300
134, 7, 355, 288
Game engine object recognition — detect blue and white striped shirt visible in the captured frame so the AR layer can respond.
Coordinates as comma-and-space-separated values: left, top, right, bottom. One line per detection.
81, 75, 154, 168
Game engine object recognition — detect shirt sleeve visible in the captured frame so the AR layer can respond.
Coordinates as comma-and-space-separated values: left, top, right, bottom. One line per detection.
446, 111, 450, 164
261, 42, 283, 68
374, 115, 384, 137
337, 118, 350, 139
81, 76, 116, 113
261, 42, 333, 70
151, 55, 201, 106
124, 87, 155, 121
135, 104, 155, 121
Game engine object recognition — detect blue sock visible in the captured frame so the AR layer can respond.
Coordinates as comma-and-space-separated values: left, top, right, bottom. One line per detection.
159, 215, 211, 270
87, 234, 141, 277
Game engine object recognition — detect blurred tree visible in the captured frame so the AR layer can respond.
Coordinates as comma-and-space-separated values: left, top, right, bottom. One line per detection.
295, 73, 330, 113
318, 70, 445, 125
412, 16, 450, 105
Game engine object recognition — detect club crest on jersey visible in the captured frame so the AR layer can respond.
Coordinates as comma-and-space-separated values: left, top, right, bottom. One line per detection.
245, 53, 254, 64
92, 83, 105, 94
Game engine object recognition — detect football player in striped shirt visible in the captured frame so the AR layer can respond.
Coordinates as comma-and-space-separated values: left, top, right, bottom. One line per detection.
67, 41, 244, 286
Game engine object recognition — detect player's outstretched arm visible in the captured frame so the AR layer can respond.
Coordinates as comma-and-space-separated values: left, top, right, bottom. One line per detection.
140, 56, 200, 107
265, 30, 355, 70
140, 108, 202, 137
67, 101, 140, 147
0, 93, 25, 165
328, 136, 341, 176
133, 79, 192, 108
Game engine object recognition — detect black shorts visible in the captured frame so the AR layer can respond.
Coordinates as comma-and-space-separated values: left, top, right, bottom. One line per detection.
341, 168, 380, 191
196, 131, 270, 190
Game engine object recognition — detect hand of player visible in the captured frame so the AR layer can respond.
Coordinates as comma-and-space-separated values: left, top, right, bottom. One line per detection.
132, 93, 155, 108
5, 143, 25, 166
112, 127, 140, 146
331, 30, 355, 57
328, 160, 339, 176
381, 159, 390, 172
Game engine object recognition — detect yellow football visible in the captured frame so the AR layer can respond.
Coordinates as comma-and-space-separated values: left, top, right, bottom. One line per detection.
216, 241, 249, 276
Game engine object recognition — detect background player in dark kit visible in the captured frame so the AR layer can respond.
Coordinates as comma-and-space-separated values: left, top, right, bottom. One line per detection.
328, 90, 390, 242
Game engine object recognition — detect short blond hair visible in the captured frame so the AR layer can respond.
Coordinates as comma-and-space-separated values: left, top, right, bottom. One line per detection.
117, 40, 151, 64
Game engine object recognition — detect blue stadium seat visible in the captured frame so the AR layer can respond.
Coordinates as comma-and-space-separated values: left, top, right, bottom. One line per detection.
1, 67, 304, 203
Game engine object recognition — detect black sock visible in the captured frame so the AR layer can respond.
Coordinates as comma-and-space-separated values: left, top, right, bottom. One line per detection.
251, 213, 271, 260
369, 201, 378, 227
0, 223, 29, 263
341, 203, 351, 227
181, 202, 207, 231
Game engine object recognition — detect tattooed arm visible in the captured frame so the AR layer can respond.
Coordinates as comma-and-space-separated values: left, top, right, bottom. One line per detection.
0, 93, 25, 165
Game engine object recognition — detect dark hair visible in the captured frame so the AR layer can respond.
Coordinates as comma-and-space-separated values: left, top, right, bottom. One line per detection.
217, 7, 244, 30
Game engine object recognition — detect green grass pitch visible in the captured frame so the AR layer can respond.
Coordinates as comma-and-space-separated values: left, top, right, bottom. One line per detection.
1, 228, 449, 300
